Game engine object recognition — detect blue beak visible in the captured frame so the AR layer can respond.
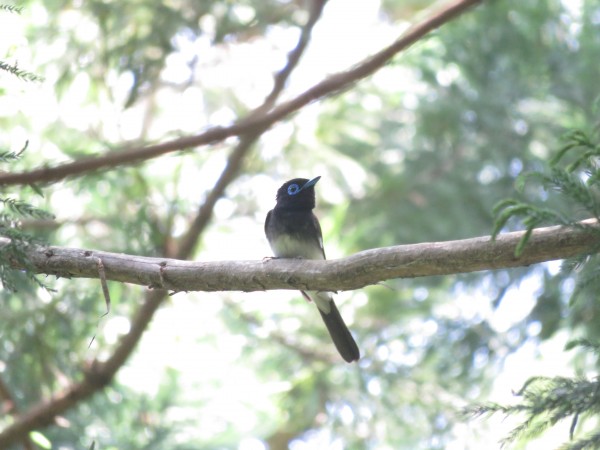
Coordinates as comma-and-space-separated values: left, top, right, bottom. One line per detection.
301, 176, 321, 191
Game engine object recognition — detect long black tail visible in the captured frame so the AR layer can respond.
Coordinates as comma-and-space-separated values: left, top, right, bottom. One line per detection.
318, 301, 360, 363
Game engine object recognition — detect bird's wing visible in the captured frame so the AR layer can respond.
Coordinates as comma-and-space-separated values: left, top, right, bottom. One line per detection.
264, 209, 272, 235
309, 213, 326, 260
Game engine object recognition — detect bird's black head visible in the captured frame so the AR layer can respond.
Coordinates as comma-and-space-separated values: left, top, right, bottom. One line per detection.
274, 176, 321, 210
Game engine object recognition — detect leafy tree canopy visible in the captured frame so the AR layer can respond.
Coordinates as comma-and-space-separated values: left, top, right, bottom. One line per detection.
1, 0, 599, 448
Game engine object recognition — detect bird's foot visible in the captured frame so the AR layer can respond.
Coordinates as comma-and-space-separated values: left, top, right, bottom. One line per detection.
262, 256, 306, 261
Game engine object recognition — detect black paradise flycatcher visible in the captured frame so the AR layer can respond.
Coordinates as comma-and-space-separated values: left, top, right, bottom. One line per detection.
264, 176, 360, 363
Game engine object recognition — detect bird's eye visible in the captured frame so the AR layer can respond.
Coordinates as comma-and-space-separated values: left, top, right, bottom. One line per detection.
287, 184, 300, 195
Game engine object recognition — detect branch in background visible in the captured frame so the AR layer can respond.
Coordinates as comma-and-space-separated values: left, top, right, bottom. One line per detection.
0, 376, 34, 450
11, 220, 599, 293
260, 0, 327, 110
0, 0, 482, 187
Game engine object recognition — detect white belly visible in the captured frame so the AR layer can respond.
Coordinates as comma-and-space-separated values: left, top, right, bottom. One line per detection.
269, 234, 324, 260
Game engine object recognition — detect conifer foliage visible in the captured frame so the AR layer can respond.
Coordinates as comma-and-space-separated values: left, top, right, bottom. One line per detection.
476, 126, 600, 448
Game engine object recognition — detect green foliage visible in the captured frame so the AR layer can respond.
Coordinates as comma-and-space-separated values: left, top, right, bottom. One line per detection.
0, 148, 54, 291
493, 127, 600, 256
492, 197, 568, 256
0, 60, 44, 82
470, 340, 600, 450
1, 2, 43, 83
478, 125, 600, 447
29, 431, 52, 449
491, 125, 600, 317
0, 141, 27, 162
3, 0, 600, 448
0, 4, 22, 14
0, 8, 51, 292
33, 0, 302, 108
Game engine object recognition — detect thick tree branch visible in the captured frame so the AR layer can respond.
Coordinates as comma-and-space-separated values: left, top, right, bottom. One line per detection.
0, 0, 482, 187
17, 220, 600, 293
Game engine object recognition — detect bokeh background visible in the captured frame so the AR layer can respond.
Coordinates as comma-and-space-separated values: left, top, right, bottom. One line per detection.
1, 0, 598, 448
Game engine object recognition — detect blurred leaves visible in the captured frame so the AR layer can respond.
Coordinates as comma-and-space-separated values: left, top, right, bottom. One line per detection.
3, 0, 600, 448
0, 146, 54, 292
34, 0, 302, 108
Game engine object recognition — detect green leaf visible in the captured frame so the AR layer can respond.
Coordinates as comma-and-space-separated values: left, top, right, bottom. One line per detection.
514, 227, 533, 257
30, 431, 52, 449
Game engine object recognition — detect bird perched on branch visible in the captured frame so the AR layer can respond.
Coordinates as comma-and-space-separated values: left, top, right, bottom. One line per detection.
264, 176, 360, 363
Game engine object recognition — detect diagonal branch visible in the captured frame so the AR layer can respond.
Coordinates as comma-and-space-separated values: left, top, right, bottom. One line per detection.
13, 220, 600, 293
0, 0, 482, 187
260, 0, 327, 110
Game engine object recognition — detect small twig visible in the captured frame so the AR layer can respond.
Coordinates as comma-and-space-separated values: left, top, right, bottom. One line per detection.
97, 258, 111, 317
88, 258, 112, 348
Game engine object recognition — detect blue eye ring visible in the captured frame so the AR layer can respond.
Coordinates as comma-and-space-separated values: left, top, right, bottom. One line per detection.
287, 184, 300, 195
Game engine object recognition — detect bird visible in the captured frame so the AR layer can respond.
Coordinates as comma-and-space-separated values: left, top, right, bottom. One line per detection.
264, 176, 360, 363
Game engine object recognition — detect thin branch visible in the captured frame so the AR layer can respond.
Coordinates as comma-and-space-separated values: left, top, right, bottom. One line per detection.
260, 0, 328, 110
96, 258, 111, 315
0, 0, 482, 187
12, 220, 600, 293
